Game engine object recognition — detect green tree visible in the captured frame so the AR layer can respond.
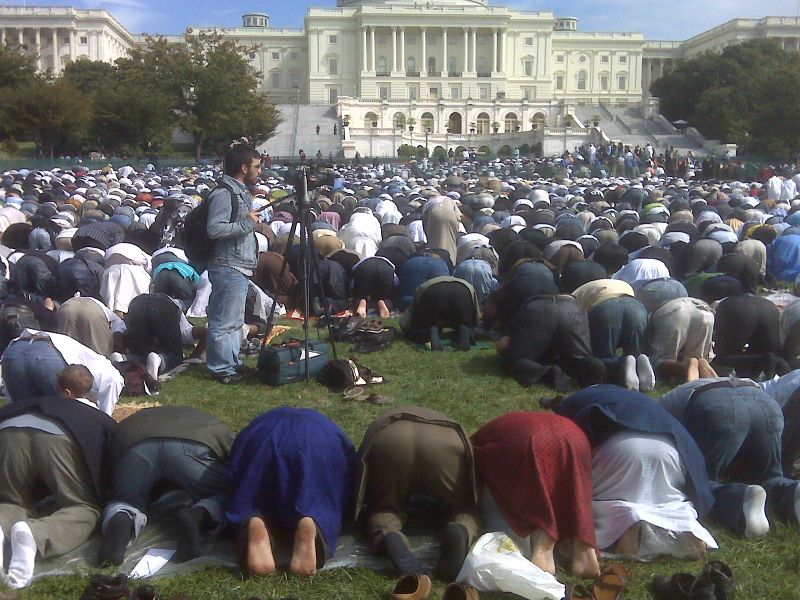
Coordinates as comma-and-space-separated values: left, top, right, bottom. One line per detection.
1, 78, 92, 158
63, 58, 117, 96
0, 42, 39, 89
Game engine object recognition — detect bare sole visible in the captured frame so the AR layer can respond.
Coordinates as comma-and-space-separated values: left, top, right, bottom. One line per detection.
246, 517, 276, 576
289, 517, 318, 576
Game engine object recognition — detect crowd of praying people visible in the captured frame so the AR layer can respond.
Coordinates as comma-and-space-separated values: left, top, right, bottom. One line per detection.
2, 153, 800, 600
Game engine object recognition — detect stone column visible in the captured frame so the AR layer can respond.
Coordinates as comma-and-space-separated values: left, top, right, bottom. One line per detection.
52, 29, 59, 73
34, 29, 41, 70
501, 29, 507, 74
421, 27, 427, 75
0, 29, 5, 46
69, 29, 76, 62
471, 27, 477, 73
442, 28, 448, 76
463, 28, 468, 74
400, 27, 405, 73
370, 26, 376, 72
392, 27, 397, 72
362, 27, 368, 72
492, 28, 498, 74
18, 28, 24, 46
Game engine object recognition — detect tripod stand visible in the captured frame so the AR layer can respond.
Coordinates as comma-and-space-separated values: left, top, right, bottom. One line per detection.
263, 167, 338, 381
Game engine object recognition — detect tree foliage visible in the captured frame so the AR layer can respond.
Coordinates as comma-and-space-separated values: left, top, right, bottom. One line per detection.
652, 39, 800, 156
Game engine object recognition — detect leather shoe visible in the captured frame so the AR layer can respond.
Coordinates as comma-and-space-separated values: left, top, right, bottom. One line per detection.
442, 582, 479, 600
702, 560, 735, 600
391, 574, 432, 600
652, 572, 716, 600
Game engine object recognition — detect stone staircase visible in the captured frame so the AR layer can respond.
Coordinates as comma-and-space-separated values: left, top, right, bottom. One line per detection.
259, 104, 343, 159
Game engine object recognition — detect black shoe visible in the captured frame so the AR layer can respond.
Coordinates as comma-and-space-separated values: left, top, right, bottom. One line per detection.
702, 560, 735, 600
211, 372, 243, 384
652, 572, 716, 600
79, 574, 130, 600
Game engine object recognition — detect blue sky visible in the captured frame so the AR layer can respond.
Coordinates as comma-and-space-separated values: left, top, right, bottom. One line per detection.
31, 0, 800, 41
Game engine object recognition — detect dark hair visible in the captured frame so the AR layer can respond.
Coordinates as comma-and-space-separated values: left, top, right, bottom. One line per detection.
224, 144, 260, 177
58, 364, 94, 397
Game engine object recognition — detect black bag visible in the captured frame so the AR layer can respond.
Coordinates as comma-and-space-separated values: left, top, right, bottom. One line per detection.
352, 324, 397, 353
320, 358, 386, 391
0, 302, 39, 353
183, 181, 238, 265
257, 339, 330, 385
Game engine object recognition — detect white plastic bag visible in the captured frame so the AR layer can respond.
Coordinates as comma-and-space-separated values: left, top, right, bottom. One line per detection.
455, 532, 566, 600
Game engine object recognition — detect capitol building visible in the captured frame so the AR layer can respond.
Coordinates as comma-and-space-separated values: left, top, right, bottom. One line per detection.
2, 3, 799, 158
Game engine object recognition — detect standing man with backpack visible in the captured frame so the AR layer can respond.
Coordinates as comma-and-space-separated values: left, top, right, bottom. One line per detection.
206, 144, 262, 384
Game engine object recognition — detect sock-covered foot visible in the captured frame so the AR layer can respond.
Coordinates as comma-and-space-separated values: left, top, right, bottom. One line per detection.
146, 352, 162, 381
437, 523, 469, 582
636, 354, 655, 392
455, 325, 472, 352
743, 485, 770, 539
7, 522, 36, 589
622, 355, 639, 390
98, 512, 134, 566
174, 506, 207, 563
429, 326, 443, 352
381, 532, 431, 577
289, 517, 318, 576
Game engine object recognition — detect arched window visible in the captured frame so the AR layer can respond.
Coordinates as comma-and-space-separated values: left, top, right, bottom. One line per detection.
576, 70, 587, 91
531, 112, 547, 129
377, 56, 387, 75
427, 56, 436, 72
406, 56, 416, 72
420, 112, 435, 132
393, 112, 406, 129
504, 112, 519, 133
447, 112, 462, 134
476, 112, 490, 135
364, 112, 379, 128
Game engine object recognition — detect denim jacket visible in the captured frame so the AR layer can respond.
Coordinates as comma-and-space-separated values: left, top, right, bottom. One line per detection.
206, 175, 257, 271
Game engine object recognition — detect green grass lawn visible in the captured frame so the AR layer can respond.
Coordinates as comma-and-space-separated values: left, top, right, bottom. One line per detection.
15, 320, 800, 599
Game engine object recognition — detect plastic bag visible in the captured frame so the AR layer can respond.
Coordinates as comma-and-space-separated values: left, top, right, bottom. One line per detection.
455, 532, 565, 600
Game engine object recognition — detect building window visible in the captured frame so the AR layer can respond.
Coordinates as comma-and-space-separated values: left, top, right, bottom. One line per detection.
617, 74, 627, 89
619, 55, 627, 63
524, 37, 534, 46
576, 71, 587, 90
272, 52, 280, 60
600, 55, 609, 63
393, 112, 406, 129
556, 54, 565, 63
429, 87, 439, 99
329, 58, 338, 75
80, 36, 88, 45
448, 56, 456, 73
290, 72, 299, 87
329, 88, 338, 104
377, 35, 387, 45
600, 75, 609, 90
479, 85, 489, 99
377, 56, 387, 75
427, 56, 436, 72
408, 86, 418, 100
291, 52, 298, 60
504, 113, 519, 132
450, 85, 460, 100
522, 87, 534, 100
407, 56, 416, 72
478, 37, 486, 46
271, 72, 280, 87
329, 35, 337, 44
407, 35, 417, 45
379, 86, 389, 99
555, 74, 564, 90
524, 60, 533, 77
421, 112, 435, 131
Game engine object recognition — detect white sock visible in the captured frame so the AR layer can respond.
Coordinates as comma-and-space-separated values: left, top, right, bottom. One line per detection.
622, 355, 639, 390
146, 352, 163, 380
240, 324, 250, 343
8, 521, 36, 589
636, 354, 655, 392
110, 352, 126, 363
743, 485, 770, 539
0, 524, 6, 582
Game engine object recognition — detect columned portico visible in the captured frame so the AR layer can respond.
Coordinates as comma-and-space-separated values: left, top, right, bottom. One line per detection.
441, 28, 448, 77
470, 27, 477, 74
421, 27, 427, 75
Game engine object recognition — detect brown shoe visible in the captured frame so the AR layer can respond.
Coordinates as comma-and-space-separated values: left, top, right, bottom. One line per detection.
391, 574, 432, 600
442, 582, 479, 600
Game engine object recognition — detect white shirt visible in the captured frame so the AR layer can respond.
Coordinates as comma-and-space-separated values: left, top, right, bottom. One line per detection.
7, 330, 123, 416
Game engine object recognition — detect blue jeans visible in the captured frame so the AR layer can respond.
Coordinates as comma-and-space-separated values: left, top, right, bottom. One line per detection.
685, 387, 799, 533
2, 338, 67, 401
206, 264, 248, 376
589, 296, 648, 359
102, 438, 230, 539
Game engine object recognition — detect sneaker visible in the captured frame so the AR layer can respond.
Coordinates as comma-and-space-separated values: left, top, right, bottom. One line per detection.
211, 372, 243, 385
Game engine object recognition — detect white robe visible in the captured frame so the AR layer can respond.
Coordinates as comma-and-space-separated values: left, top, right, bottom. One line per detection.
100, 264, 151, 314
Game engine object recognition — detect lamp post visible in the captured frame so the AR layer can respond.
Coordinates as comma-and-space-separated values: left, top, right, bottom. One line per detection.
425, 126, 430, 157
409, 124, 414, 152
370, 119, 377, 158
445, 125, 450, 160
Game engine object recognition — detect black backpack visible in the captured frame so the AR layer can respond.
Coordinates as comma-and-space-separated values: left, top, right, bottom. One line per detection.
183, 181, 238, 265
0, 302, 39, 353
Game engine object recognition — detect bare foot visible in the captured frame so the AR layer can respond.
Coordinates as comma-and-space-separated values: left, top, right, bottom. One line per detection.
289, 517, 318, 576
613, 522, 642, 557
246, 516, 276, 576
698, 357, 717, 379
529, 529, 556, 575
356, 299, 367, 318
377, 300, 390, 319
570, 540, 600, 578
687, 357, 700, 382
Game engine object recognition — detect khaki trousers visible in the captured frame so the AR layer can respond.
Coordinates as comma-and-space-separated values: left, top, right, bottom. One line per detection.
364, 419, 479, 549
0, 429, 101, 558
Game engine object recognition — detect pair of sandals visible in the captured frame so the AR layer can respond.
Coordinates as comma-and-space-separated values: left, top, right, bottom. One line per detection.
342, 386, 394, 405
565, 563, 629, 600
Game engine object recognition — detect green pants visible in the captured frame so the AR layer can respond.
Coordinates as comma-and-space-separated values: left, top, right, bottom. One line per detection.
0, 428, 101, 558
